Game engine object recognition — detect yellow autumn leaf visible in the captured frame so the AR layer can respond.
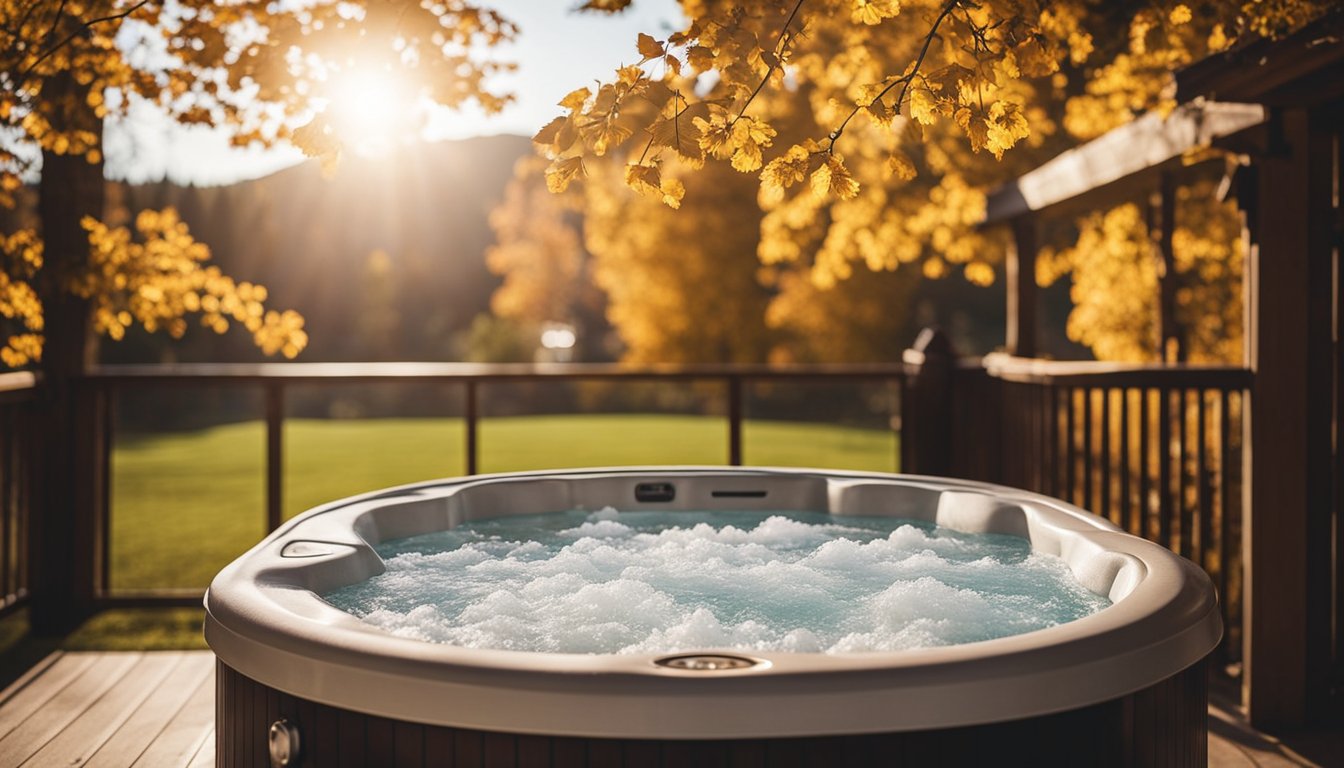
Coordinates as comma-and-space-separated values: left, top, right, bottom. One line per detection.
810, 155, 860, 200
693, 115, 735, 159
588, 115, 634, 155
887, 150, 917, 180
686, 45, 714, 72
954, 105, 990, 154
558, 88, 592, 113
984, 100, 1030, 159
545, 157, 586, 193
616, 64, 644, 86
624, 163, 663, 197
851, 0, 900, 25
659, 177, 685, 209
759, 144, 813, 203
637, 33, 664, 60
533, 115, 568, 147
908, 86, 940, 125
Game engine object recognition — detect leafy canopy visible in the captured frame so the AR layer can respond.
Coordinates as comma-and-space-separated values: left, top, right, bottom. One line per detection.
1, 0, 516, 365
520, 0, 1326, 362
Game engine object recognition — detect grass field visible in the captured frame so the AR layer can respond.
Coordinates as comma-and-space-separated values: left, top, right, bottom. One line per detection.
110, 414, 898, 591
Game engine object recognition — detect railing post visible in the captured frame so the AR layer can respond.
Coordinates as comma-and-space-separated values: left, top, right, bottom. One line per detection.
265, 383, 284, 532
465, 380, 479, 475
901, 328, 956, 476
727, 376, 743, 466
30, 377, 99, 633
1006, 217, 1039, 358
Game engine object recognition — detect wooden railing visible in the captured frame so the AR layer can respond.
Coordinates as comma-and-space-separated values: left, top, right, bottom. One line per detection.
7, 355, 1253, 671
947, 354, 1253, 666
83, 361, 910, 602
0, 371, 37, 619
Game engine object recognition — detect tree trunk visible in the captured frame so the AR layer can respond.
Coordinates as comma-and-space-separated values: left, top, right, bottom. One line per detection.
29, 70, 103, 634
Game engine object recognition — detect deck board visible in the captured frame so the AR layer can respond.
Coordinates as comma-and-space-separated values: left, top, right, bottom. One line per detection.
0, 651, 98, 741
25, 652, 185, 767
0, 652, 141, 765
86, 652, 213, 768
129, 661, 216, 768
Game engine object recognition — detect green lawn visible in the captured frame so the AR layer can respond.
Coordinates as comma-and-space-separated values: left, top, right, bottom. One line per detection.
110, 415, 897, 591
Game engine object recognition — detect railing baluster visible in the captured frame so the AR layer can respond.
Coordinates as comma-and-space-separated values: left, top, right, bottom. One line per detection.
1198, 390, 1211, 571
1120, 388, 1132, 535
1178, 388, 1192, 559
1101, 387, 1113, 525
1140, 388, 1152, 541
1219, 388, 1235, 663
1158, 387, 1173, 551
1050, 385, 1062, 497
1065, 387, 1076, 505
1083, 388, 1094, 512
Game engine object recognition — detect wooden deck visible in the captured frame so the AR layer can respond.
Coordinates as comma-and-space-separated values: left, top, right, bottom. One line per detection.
0, 651, 213, 767
0, 651, 1334, 767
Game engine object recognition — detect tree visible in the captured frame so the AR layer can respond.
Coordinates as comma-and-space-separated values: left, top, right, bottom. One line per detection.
485, 157, 609, 361
1037, 178, 1245, 363
1, 0, 516, 629
2, 0, 516, 367
535, 0, 1328, 362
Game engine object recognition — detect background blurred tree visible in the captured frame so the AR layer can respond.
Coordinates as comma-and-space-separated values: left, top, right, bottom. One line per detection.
485, 156, 611, 361
582, 156, 775, 364
532, 0, 1327, 363
1037, 178, 1244, 363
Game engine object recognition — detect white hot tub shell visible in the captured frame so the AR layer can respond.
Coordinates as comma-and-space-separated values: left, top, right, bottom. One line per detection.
205, 467, 1221, 766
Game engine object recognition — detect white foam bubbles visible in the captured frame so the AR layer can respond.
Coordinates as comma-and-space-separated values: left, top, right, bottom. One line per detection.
327, 511, 1111, 655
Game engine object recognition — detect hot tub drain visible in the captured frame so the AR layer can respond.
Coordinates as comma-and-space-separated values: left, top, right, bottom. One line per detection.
654, 653, 765, 671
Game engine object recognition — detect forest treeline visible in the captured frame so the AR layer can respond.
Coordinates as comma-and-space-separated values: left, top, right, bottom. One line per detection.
48, 135, 530, 364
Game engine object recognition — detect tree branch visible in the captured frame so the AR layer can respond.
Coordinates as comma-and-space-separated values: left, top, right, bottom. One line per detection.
20, 0, 151, 80
826, 0, 961, 151
729, 0, 805, 127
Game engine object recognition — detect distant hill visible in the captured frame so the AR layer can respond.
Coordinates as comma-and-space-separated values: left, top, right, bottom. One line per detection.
103, 134, 534, 364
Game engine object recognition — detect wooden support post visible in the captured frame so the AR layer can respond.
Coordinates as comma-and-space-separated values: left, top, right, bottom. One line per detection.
1158, 172, 1183, 362
1006, 218, 1038, 358
901, 328, 956, 475
265, 384, 284, 533
1244, 106, 1334, 727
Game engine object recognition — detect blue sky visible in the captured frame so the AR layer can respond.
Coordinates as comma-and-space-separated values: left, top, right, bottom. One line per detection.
102, 0, 684, 186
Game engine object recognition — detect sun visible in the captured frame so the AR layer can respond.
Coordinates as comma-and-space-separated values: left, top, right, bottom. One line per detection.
322, 66, 420, 157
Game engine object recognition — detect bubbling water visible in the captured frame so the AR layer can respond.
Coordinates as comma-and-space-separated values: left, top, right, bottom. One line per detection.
324, 509, 1111, 655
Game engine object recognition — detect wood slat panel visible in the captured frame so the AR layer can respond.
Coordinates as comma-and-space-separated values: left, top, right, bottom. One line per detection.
216, 659, 1209, 767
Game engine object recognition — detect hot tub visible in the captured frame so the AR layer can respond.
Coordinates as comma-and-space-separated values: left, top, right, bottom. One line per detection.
205, 468, 1220, 767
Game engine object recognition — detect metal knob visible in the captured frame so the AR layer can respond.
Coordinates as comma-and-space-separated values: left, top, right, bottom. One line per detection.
269, 718, 302, 767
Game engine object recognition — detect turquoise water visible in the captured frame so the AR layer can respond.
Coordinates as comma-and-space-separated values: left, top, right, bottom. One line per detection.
325, 509, 1111, 654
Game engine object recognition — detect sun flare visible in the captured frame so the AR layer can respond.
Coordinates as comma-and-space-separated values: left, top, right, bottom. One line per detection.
322, 67, 420, 157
